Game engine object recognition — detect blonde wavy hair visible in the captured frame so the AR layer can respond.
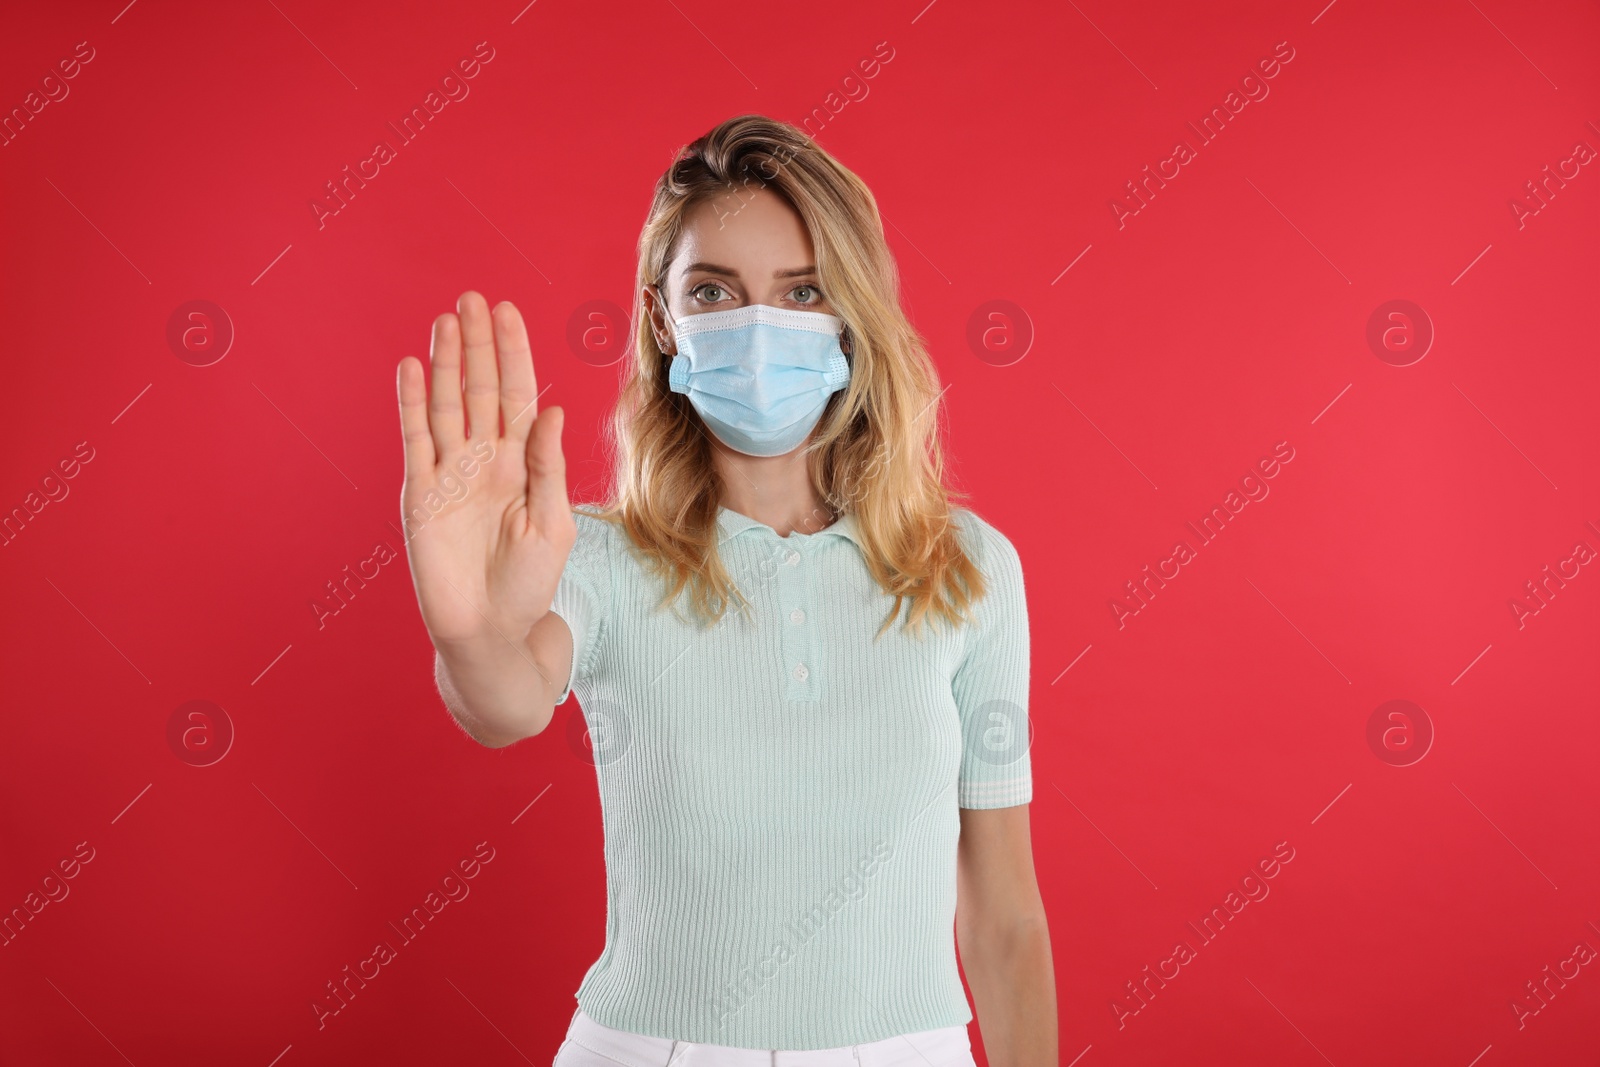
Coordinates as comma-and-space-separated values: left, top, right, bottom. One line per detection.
584, 113, 987, 639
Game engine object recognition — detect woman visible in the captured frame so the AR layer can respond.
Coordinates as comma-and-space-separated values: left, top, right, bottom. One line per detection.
396, 114, 1056, 1066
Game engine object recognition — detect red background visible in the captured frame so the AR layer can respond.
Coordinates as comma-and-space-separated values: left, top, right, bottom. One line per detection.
2, 1, 1597, 1064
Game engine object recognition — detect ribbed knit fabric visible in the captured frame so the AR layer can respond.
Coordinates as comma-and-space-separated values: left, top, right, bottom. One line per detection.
546, 503, 1032, 1050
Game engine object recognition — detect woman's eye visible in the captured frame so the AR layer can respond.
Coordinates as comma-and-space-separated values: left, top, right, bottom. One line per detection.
691, 283, 727, 304
791, 285, 822, 304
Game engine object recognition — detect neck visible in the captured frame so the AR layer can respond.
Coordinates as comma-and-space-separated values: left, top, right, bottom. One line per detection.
712, 439, 836, 537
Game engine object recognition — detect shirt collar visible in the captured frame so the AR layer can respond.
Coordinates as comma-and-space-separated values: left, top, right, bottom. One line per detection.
716, 505, 862, 549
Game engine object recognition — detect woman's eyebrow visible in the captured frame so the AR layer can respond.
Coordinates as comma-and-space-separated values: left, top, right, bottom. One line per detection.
683, 261, 818, 279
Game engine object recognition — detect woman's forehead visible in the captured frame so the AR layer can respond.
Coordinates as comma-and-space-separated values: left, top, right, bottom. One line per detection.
673, 188, 815, 277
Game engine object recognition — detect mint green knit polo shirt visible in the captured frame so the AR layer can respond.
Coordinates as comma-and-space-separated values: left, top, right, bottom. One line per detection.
547, 502, 1033, 1050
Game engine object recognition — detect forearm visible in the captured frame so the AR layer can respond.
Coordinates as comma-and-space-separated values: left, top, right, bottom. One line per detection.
960, 915, 1057, 1067
433, 623, 557, 747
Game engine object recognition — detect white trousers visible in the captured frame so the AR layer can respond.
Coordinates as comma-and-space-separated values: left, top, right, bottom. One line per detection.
552, 1007, 978, 1067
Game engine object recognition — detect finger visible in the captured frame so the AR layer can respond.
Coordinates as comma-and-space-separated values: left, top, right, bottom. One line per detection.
524, 405, 570, 527
397, 356, 436, 481
427, 311, 466, 456
458, 290, 500, 443
493, 300, 538, 445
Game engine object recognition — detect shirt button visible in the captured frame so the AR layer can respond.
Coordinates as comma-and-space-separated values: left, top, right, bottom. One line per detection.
793, 663, 809, 681
785, 550, 801, 566
790, 609, 805, 624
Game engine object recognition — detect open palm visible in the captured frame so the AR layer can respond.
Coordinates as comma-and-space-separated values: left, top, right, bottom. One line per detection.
395, 291, 575, 647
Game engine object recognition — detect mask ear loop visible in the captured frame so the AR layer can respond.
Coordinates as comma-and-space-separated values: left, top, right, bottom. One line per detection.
649, 282, 678, 355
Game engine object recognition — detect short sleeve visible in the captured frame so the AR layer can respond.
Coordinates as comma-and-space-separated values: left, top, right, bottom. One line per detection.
546, 508, 614, 706
951, 510, 1033, 809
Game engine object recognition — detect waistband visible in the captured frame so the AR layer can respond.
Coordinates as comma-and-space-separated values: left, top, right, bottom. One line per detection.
561, 1007, 972, 1067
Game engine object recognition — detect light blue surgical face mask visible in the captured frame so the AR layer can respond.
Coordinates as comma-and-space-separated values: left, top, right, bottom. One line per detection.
658, 295, 852, 457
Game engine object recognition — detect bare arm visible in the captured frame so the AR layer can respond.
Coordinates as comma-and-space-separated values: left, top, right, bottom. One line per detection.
432, 608, 573, 747
957, 804, 1057, 1067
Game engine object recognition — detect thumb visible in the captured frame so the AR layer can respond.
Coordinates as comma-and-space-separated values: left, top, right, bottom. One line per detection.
525, 405, 570, 521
